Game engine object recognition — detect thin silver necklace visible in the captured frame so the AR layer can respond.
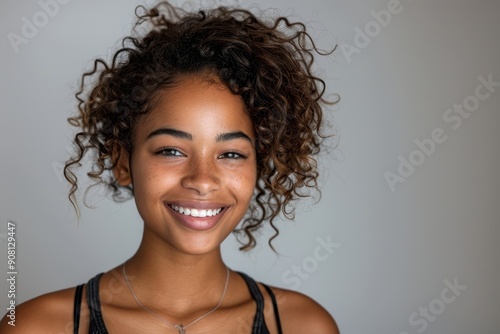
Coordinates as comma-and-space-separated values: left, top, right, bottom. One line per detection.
122, 263, 230, 334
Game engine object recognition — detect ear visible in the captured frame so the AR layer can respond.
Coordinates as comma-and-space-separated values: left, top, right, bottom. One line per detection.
112, 144, 132, 186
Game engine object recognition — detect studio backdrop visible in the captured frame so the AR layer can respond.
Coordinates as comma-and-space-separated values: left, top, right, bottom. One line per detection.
1, 0, 499, 333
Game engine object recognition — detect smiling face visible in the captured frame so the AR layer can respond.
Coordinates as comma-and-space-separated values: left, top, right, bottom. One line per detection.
114, 74, 257, 255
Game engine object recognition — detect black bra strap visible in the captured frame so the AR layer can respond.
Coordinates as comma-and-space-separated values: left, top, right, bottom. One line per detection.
262, 284, 283, 334
239, 272, 265, 333
73, 284, 84, 334
86, 273, 108, 334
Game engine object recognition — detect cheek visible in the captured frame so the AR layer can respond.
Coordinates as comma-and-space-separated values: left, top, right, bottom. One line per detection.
132, 163, 167, 198
238, 167, 258, 202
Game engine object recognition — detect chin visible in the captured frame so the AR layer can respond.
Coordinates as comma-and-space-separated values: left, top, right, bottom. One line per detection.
168, 232, 228, 256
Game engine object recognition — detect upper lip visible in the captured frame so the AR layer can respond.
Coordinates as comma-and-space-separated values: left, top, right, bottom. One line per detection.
165, 201, 229, 210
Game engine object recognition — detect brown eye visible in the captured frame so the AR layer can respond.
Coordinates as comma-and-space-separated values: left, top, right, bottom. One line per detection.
156, 147, 185, 157
218, 152, 246, 160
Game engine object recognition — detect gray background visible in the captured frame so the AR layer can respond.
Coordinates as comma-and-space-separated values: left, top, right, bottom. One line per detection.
1, 0, 499, 333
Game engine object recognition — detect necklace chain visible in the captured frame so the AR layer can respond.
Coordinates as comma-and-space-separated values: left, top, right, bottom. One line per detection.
122, 263, 230, 333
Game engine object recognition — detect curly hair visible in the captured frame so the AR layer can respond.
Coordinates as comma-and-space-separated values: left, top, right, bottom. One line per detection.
64, 1, 338, 251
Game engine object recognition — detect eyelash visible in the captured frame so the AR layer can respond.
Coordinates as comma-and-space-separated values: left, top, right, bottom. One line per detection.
155, 147, 247, 160
155, 147, 184, 157
218, 152, 247, 160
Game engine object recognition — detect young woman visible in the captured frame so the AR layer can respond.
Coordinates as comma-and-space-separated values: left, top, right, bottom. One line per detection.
1, 2, 339, 333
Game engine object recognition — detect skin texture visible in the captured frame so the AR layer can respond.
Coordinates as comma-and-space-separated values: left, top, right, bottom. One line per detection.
126, 75, 257, 257
0, 75, 339, 333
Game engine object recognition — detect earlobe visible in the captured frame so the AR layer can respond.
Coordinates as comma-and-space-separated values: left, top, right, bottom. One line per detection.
112, 144, 132, 186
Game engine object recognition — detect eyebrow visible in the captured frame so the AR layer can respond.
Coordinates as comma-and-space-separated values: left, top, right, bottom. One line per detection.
147, 128, 192, 140
216, 131, 253, 143
147, 127, 253, 144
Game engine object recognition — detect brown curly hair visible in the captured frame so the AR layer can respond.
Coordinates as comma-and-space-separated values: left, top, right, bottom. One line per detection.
64, 1, 338, 251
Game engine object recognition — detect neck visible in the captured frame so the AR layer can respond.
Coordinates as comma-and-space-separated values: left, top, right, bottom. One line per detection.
121, 228, 229, 311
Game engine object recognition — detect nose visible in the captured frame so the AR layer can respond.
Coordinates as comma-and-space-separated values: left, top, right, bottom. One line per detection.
181, 158, 220, 195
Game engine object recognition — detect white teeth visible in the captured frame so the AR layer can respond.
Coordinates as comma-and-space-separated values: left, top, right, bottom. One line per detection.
170, 205, 223, 218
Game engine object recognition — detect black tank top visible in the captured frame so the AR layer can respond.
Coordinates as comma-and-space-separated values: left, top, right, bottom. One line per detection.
73, 272, 283, 334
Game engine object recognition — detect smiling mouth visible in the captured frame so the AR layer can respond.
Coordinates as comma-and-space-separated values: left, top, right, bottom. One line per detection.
168, 204, 225, 218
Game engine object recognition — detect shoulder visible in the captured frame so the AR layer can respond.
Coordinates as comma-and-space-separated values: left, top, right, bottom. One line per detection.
264, 285, 340, 334
0, 286, 78, 334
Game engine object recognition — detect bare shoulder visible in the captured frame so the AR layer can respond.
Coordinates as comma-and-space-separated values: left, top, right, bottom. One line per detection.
0, 287, 77, 333
269, 286, 340, 334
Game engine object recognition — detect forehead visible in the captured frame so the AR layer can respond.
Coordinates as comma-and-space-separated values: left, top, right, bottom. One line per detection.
135, 75, 254, 140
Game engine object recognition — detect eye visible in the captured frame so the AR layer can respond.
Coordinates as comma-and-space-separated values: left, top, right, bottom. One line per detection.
218, 151, 246, 160
155, 147, 185, 157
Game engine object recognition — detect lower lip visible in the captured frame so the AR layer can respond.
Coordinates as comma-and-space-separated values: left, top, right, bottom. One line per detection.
166, 205, 227, 231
